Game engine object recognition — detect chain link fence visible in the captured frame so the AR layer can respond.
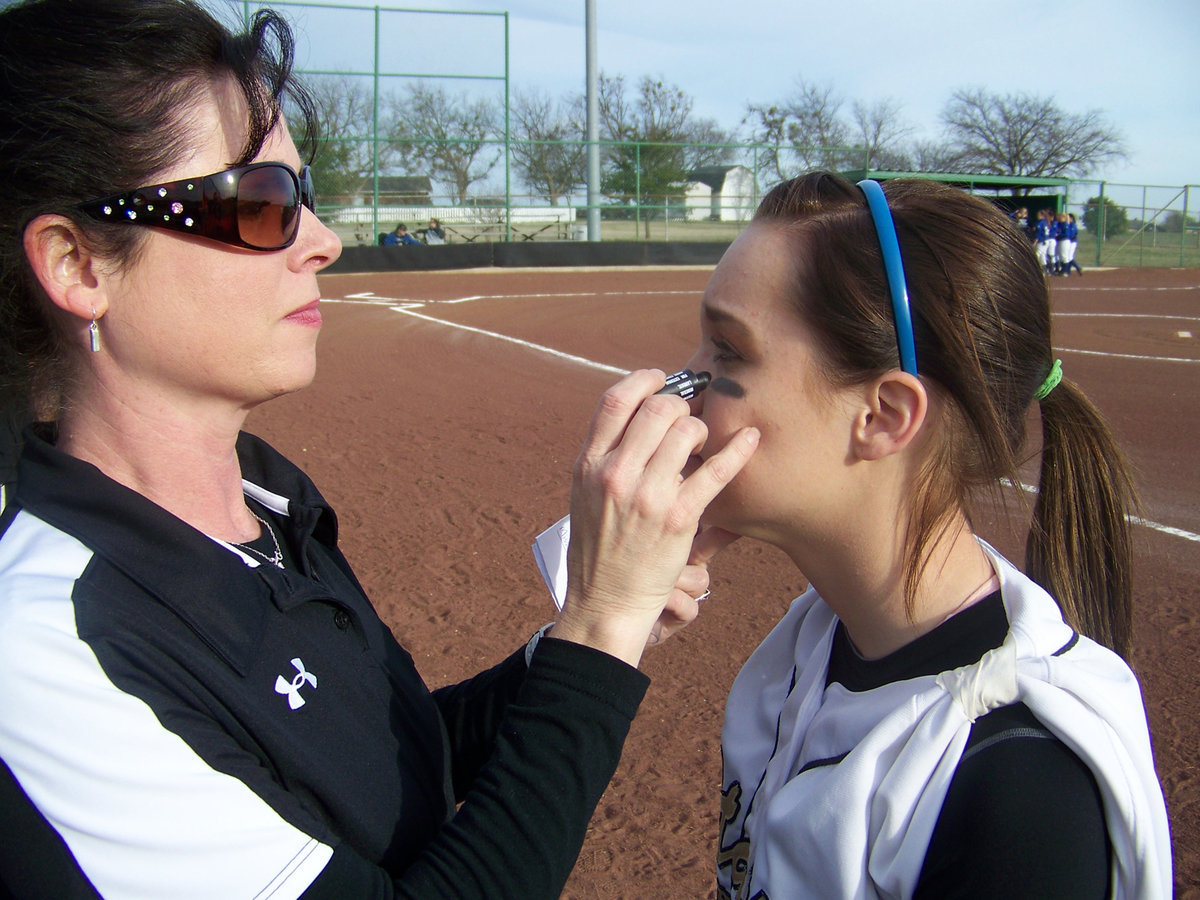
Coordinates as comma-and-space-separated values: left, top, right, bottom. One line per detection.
1066, 181, 1199, 268
239, 3, 1196, 265
319, 134, 1198, 268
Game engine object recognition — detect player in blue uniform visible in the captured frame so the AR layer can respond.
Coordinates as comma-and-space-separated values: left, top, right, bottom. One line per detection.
1034, 208, 1055, 274
1060, 212, 1084, 275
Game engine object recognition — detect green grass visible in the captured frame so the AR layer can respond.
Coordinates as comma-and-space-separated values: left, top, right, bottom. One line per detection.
1077, 232, 1200, 268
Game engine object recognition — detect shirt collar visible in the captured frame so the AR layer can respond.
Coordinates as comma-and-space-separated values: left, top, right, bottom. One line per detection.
15, 425, 341, 675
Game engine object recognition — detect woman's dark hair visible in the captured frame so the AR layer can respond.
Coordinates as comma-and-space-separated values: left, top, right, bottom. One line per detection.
755, 173, 1138, 659
0, 0, 317, 421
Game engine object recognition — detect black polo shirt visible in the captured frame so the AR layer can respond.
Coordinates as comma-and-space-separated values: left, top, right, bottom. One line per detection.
0, 426, 647, 898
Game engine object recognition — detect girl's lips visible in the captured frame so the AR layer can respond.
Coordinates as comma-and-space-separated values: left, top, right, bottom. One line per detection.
286, 300, 322, 327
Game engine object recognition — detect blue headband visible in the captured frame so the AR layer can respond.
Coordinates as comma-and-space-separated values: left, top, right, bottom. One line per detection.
857, 179, 918, 376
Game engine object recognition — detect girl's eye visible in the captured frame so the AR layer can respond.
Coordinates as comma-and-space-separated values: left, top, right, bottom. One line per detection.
711, 338, 740, 363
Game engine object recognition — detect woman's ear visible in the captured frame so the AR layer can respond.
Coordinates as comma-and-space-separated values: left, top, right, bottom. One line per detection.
22, 214, 109, 323
851, 372, 928, 461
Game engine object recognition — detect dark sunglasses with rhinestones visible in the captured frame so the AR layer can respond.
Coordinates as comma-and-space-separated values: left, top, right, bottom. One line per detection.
76, 161, 315, 252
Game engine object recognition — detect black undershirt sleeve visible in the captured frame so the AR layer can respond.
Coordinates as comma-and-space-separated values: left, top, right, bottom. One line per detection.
300, 637, 648, 900
914, 703, 1110, 899
431, 647, 529, 799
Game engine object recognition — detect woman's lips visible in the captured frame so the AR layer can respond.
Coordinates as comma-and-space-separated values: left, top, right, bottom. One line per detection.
286, 299, 322, 327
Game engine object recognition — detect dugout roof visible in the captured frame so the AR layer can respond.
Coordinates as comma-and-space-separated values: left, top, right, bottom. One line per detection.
841, 168, 1071, 195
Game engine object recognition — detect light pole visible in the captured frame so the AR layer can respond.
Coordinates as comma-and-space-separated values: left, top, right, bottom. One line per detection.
586, 0, 601, 241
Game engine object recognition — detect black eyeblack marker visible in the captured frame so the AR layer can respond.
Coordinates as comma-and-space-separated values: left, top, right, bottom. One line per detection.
656, 369, 711, 400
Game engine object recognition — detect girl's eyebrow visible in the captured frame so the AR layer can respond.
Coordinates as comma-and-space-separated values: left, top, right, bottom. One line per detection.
701, 303, 747, 331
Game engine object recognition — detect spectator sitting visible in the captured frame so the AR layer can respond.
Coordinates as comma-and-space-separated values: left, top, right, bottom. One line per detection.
423, 217, 446, 245
381, 223, 421, 246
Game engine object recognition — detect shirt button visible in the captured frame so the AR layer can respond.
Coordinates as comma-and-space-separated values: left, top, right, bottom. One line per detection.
333, 609, 351, 630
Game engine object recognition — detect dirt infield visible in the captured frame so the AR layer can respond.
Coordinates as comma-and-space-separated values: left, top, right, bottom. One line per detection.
246, 264, 1200, 898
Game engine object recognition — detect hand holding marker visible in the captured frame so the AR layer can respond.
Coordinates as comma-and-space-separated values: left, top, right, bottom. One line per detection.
656, 368, 711, 400
533, 369, 714, 611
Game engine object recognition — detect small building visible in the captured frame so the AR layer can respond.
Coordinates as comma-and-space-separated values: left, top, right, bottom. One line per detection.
685, 165, 757, 222
326, 176, 435, 210
373, 176, 433, 206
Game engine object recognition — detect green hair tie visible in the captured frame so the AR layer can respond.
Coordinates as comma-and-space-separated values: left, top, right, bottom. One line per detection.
1034, 359, 1063, 401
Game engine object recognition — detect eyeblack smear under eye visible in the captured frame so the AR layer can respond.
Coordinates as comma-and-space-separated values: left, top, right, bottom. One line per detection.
709, 376, 745, 398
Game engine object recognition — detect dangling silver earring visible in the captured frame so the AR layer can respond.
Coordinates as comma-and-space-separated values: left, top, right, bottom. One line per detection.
89, 309, 101, 353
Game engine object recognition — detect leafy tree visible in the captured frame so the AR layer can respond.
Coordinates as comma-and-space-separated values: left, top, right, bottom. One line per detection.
510, 88, 587, 206
1159, 211, 1198, 233
1080, 196, 1128, 238
390, 82, 501, 203
941, 88, 1127, 184
598, 73, 734, 237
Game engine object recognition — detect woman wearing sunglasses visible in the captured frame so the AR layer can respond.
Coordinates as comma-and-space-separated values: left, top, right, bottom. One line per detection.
690, 174, 1171, 898
0, 1, 755, 897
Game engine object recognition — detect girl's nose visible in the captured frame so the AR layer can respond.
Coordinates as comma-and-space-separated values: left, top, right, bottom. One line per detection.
682, 353, 708, 413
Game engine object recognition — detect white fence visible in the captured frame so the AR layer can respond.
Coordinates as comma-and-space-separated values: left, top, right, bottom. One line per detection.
324, 204, 579, 242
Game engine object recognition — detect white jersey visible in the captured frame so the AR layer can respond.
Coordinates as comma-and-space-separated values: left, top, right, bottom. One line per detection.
718, 541, 1171, 899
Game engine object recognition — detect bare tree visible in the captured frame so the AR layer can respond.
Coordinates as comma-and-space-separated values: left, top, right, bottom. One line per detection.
905, 138, 968, 174
744, 80, 855, 181
941, 88, 1127, 181
599, 74, 703, 146
741, 103, 792, 182
597, 73, 735, 237
683, 115, 737, 172
849, 98, 914, 171
305, 74, 398, 199
510, 88, 586, 206
391, 82, 501, 203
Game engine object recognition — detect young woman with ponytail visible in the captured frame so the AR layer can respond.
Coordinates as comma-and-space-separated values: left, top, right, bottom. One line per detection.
684, 173, 1171, 898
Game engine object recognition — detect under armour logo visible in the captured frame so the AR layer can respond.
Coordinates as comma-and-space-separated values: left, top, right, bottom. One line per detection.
275, 658, 317, 709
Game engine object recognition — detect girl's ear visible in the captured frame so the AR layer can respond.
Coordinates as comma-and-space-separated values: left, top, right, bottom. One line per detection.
851, 371, 928, 461
22, 214, 110, 324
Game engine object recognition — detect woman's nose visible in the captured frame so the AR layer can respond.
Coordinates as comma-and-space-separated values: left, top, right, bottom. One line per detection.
294, 207, 343, 271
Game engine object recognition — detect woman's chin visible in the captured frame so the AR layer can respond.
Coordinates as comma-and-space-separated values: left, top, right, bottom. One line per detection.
259, 360, 317, 402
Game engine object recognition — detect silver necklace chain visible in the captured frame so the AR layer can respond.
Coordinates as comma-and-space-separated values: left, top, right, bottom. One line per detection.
233, 509, 284, 569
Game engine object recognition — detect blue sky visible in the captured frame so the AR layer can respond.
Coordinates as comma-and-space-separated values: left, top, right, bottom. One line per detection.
248, 0, 1196, 188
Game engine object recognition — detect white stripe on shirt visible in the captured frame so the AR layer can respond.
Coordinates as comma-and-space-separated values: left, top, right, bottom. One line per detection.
0, 509, 332, 900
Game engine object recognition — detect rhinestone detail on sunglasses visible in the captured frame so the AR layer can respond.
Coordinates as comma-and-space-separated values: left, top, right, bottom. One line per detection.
77, 161, 314, 252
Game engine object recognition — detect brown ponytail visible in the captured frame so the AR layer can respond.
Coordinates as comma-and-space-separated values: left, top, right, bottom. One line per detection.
1027, 379, 1139, 659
